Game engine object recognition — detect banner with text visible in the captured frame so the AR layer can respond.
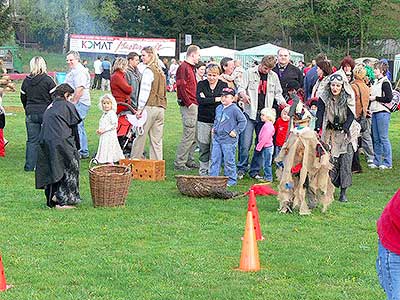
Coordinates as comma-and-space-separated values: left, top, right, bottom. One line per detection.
69, 34, 176, 56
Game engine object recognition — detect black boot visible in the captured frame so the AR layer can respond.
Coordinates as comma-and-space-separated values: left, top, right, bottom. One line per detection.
339, 188, 348, 202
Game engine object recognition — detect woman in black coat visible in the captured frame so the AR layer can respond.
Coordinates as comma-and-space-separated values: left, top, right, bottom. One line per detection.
35, 84, 82, 209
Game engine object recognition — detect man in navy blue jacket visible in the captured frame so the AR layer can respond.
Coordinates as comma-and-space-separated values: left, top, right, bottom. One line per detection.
304, 53, 327, 100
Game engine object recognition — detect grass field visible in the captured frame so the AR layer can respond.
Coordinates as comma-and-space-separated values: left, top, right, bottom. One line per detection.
0, 84, 399, 299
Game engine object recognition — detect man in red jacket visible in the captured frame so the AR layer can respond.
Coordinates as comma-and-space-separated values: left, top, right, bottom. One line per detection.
376, 189, 400, 300
174, 45, 201, 171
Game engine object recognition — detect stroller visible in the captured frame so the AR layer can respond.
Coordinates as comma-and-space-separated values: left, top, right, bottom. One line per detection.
116, 102, 138, 156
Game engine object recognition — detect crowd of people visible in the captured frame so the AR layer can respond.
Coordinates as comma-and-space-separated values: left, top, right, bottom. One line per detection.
0, 46, 397, 202
0, 43, 398, 298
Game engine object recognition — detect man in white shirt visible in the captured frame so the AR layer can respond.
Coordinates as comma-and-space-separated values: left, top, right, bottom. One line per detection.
92, 56, 103, 90
65, 50, 91, 159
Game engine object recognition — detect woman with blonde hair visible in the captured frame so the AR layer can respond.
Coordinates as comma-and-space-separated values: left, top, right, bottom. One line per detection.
196, 64, 227, 175
131, 46, 167, 160
20, 56, 56, 171
110, 57, 133, 114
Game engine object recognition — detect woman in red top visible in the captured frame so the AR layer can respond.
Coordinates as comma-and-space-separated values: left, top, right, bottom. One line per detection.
110, 57, 133, 114
376, 189, 400, 300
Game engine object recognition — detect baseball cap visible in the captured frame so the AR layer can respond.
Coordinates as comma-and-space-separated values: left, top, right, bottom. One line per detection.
221, 87, 235, 96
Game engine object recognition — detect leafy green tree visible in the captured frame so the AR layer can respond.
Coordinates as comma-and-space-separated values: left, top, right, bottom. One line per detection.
0, 0, 14, 44
112, 0, 261, 49
13, 0, 118, 51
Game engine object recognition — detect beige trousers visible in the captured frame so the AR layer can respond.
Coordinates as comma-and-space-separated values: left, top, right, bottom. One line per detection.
131, 106, 165, 160
174, 104, 198, 168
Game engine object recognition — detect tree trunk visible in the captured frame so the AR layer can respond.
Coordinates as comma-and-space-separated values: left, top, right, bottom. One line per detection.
310, 0, 322, 51
63, 0, 70, 54
278, 8, 287, 46
359, 5, 364, 57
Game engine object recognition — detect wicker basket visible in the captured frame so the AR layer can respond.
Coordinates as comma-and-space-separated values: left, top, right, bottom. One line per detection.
175, 175, 229, 198
89, 160, 131, 207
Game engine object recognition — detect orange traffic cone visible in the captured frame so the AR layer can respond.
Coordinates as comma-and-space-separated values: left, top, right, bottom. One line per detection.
0, 255, 11, 291
247, 189, 264, 241
237, 211, 261, 272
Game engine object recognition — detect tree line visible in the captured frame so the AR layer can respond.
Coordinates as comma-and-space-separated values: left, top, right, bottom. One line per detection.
2, 0, 400, 61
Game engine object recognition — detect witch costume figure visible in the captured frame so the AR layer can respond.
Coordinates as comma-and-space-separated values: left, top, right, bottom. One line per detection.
275, 94, 335, 215
35, 83, 82, 208
315, 70, 361, 202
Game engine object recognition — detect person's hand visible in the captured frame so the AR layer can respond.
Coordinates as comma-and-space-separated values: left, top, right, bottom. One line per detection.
96, 129, 103, 135
229, 130, 237, 138
136, 109, 143, 119
215, 97, 221, 102
281, 100, 289, 107
239, 92, 250, 104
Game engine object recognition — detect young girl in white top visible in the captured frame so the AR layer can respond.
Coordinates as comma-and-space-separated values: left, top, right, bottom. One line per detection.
95, 94, 124, 163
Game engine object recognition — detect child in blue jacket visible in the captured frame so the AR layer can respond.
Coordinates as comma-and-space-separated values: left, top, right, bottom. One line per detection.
209, 88, 247, 186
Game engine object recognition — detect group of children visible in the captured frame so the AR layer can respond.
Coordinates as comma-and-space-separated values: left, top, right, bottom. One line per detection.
209, 84, 319, 187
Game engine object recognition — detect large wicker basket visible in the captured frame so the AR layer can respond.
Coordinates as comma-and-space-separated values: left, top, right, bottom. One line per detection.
175, 175, 229, 198
89, 160, 131, 207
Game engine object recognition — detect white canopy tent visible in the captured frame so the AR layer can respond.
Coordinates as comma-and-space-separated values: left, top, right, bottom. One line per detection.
179, 46, 238, 61
394, 53, 400, 83
235, 43, 304, 68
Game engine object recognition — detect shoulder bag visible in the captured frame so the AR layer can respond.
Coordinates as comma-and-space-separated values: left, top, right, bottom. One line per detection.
355, 84, 368, 133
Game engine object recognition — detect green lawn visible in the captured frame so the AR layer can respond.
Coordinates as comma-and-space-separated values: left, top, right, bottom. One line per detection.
0, 85, 398, 299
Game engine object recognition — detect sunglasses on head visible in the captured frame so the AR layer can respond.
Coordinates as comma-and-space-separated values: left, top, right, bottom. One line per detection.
329, 74, 343, 82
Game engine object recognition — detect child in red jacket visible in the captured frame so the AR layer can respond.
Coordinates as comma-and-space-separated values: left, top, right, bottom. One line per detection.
274, 106, 290, 169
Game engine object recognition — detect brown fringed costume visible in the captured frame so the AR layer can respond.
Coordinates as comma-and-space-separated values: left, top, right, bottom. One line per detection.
276, 128, 335, 215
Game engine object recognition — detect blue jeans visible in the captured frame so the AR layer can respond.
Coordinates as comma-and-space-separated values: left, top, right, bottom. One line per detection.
372, 112, 392, 167
25, 113, 43, 171
237, 113, 263, 176
376, 240, 400, 300
75, 102, 90, 156
274, 145, 284, 169
209, 140, 237, 186
262, 146, 273, 181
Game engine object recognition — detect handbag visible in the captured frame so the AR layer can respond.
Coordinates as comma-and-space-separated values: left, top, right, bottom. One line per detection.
355, 84, 368, 133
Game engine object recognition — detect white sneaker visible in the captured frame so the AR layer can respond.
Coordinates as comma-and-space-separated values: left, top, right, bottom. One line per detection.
367, 159, 373, 164
368, 163, 378, 169
379, 165, 392, 170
